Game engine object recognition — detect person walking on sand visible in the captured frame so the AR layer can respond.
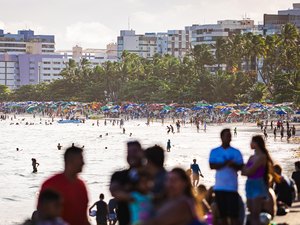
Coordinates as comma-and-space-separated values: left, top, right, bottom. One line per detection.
89, 193, 108, 225
32, 158, 40, 173
292, 125, 296, 137
166, 140, 171, 152
280, 126, 284, 140
273, 127, 277, 140
190, 159, 204, 187
234, 127, 237, 137
263, 127, 268, 140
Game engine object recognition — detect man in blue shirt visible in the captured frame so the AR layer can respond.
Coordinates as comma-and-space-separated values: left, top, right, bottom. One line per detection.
190, 159, 204, 187
209, 128, 244, 225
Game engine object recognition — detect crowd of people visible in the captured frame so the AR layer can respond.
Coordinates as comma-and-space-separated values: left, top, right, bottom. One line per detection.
21, 127, 300, 225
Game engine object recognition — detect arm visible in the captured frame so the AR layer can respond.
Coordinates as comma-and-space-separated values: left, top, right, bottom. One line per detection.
210, 162, 227, 170
89, 202, 96, 213
228, 161, 244, 171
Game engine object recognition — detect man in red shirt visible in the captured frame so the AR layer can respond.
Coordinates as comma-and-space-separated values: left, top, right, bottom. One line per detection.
40, 146, 90, 225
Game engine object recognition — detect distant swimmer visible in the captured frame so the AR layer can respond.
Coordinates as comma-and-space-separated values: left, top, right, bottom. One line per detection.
129, 133, 132, 137
106, 133, 108, 136
99, 135, 103, 138
32, 158, 39, 173
123, 128, 126, 134
57, 143, 62, 150
167, 139, 171, 152
82, 145, 85, 149
167, 126, 171, 134
16, 148, 22, 151
105, 147, 108, 149
273, 127, 277, 140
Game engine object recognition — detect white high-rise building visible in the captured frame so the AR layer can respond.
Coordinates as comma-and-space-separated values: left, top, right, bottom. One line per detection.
191, 19, 257, 46
117, 30, 158, 59
167, 28, 192, 58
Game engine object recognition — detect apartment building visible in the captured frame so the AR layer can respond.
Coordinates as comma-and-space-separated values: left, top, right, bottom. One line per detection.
167, 28, 192, 58
0, 53, 64, 89
117, 29, 192, 59
117, 30, 159, 59
264, 3, 300, 34
191, 19, 256, 47
0, 29, 55, 54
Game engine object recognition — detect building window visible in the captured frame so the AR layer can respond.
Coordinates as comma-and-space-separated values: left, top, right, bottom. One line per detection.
43, 62, 51, 64
53, 62, 61, 64
29, 67, 35, 70
53, 68, 61, 70
29, 79, 35, 82
43, 68, 51, 70
43, 74, 51, 76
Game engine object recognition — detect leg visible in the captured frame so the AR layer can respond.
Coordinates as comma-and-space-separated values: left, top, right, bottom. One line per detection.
249, 198, 263, 225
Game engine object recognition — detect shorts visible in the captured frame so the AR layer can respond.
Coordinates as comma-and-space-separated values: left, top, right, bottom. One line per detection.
109, 213, 117, 220
215, 191, 239, 218
246, 178, 268, 199
192, 173, 199, 180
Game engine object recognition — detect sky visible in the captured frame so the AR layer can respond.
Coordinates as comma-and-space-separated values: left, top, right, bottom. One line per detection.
0, 0, 297, 50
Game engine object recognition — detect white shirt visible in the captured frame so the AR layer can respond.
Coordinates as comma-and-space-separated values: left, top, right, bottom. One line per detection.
209, 146, 243, 192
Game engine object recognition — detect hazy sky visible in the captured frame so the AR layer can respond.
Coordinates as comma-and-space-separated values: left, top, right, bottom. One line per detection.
0, 0, 296, 49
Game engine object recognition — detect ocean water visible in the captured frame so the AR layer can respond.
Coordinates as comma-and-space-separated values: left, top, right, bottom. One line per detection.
0, 116, 298, 225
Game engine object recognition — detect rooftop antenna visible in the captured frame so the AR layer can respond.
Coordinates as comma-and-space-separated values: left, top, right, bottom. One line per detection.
128, 16, 131, 30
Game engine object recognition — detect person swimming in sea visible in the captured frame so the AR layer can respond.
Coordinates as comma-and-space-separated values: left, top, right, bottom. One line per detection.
32, 158, 40, 173
57, 143, 62, 150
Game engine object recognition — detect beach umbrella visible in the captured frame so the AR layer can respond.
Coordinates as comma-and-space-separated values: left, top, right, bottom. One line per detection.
192, 106, 203, 111
101, 106, 109, 111
239, 110, 250, 115
163, 105, 173, 111
176, 107, 187, 113
215, 105, 226, 109
26, 106, 37, 113
160, 109, 169, 114
276, 110, 287, 115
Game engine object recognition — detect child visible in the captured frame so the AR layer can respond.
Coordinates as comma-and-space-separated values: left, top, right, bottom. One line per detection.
24, 190, 67, 225
32, 158, 40, 173
114, 170, 153, 225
